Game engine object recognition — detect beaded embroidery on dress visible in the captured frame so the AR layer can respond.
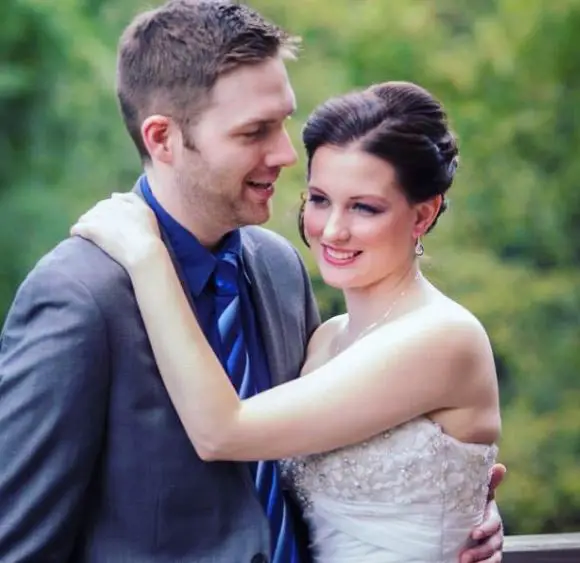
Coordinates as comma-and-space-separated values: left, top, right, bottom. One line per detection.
280, 417, 497, 563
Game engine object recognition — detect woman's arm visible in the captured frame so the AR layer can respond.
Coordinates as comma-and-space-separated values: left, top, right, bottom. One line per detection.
72, 194, 495, 461
131, 242, 492, 460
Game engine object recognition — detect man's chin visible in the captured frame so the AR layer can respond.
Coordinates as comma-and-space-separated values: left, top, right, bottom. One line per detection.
238, 203, 272, 228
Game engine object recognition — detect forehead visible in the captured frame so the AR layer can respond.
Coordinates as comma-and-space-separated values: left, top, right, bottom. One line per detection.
309, 145, 398, 195
203, 57, 296, 127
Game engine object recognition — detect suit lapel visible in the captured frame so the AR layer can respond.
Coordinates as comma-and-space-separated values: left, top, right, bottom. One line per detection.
240, 230, 289, 388
131, 183, 287, 386
131, 183, 262, 492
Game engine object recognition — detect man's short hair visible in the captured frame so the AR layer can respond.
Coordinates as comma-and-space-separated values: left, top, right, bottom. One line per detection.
117, 0, 300, 161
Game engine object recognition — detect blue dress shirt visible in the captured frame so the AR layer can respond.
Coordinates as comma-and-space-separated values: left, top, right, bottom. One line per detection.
140, 174, 305, 563
139, 174, 272, 393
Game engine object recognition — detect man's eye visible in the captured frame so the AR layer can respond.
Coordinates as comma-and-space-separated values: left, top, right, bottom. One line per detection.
243, 127, 267, 139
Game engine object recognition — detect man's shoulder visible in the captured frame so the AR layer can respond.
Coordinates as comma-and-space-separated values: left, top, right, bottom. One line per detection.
20, 236, 130, 304
240, 226, 304, 264
241, 225, 293, 247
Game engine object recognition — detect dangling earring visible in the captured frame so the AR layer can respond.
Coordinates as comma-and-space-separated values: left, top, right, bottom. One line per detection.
415, 238, 424, 257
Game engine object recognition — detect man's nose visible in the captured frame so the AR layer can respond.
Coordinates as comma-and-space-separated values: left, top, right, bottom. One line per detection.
265, 128, 298, 169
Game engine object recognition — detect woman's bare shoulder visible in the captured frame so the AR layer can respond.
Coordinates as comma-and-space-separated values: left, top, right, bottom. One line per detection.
301, 314, 347, 375
414, 296, 498, 399
384, 294, 495, 386
428, 295, 492, 354
311, 314, 347, 342
408, 287, 489, 341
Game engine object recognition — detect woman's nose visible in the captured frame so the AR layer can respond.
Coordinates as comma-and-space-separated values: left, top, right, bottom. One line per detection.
322, 212, 350, 242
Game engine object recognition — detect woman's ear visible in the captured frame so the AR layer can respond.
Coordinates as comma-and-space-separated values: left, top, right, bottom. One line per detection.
412, 194, 442, 239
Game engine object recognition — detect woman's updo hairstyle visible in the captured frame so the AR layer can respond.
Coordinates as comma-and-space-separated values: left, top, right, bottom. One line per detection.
298, 81, 459, 245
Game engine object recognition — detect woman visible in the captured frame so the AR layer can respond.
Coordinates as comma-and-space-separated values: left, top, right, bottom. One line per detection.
72, 81, 501, 562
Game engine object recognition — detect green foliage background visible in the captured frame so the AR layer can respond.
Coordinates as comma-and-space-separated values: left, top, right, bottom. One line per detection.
2, 0, 579, 535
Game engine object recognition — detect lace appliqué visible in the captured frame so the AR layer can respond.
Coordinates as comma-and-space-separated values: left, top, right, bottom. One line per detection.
280, 417, 497, 516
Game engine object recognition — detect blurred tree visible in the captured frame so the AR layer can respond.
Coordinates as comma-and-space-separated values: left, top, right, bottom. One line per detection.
0, 0, 578, 534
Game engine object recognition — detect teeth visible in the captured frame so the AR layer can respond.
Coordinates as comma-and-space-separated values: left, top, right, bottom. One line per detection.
325, 248, 358, 260
247, 181, 272, 189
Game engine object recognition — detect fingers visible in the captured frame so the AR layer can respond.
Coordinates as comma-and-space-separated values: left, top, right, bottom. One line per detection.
111, 192, 139, 204
69, 223, 83, 237
70, 202, 111, 239
71, 207, 106, 232
108, 192, 157, 222
488, 464, 507, 500
74, 194, 133, 227
461, 500, 504, 563
460, 549, 502, 563
70, 220, 94, 240
70, 212, 91, 237
473, 501, 502, 540
69, 192, 160, 242
111, 192, 151, 213
100, 194, 134, 211
459, 533, 503, 563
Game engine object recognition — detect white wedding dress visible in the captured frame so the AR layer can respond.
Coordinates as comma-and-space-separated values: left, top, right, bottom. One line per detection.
280, 417, 498, 563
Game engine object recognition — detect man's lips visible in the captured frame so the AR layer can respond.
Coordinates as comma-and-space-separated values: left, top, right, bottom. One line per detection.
244, 179, 275, 203
246, 180, 274, 189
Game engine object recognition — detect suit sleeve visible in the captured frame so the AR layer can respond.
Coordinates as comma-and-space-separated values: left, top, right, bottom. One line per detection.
293, 249, 321, 342
0, 265, 110, 562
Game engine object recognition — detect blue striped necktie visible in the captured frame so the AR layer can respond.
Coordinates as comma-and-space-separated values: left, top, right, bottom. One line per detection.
213, 252, 301, 563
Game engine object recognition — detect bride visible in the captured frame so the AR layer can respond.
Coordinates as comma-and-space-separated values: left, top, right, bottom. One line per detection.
72, 81, 501, 563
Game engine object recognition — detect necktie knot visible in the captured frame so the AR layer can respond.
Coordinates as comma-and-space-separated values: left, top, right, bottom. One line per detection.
213, 252, 239, 297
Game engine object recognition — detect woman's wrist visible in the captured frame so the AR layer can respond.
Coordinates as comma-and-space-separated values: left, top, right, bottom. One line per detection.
125, 237, 168, 273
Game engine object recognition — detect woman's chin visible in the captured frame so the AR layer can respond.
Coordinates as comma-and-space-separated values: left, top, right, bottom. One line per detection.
319, 272, 360, 290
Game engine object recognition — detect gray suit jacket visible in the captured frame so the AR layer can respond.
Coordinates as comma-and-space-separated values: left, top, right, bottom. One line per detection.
0, 211, 320, 562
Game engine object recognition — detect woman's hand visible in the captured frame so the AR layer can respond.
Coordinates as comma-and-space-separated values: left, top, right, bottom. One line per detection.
71, 192, 163, 270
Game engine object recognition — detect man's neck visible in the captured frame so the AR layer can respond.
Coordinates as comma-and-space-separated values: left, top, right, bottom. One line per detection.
145, 172, 232, 249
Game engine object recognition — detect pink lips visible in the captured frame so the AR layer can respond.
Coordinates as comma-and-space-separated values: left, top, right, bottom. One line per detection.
322, 245, 362, 266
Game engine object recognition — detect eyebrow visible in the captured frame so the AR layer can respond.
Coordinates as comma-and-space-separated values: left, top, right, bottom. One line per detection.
350, 195, 388, 201
236, 107, 296, 129
308, 186, 388, 201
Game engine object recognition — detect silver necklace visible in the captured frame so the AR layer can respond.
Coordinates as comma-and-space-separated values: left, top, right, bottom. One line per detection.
333, 271, 421, 355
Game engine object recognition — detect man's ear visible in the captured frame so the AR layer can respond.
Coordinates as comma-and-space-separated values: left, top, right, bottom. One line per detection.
141, 115, 176, 165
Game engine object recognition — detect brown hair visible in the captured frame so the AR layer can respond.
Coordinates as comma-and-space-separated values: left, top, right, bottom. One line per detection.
117, 0, 300, 161
298, 81, 459, 245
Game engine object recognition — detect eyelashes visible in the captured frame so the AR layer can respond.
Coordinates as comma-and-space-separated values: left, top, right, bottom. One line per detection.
307, 193, 328, 205
242, 127, 269, 139
353, 202, 381, 215
307, 193, 382, 215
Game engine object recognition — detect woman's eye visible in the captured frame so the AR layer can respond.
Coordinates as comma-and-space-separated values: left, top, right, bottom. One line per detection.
307, 194, 329, 206
353, 203, 380, 215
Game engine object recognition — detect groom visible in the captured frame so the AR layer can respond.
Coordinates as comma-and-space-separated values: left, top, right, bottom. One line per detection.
0, 1, 504, 562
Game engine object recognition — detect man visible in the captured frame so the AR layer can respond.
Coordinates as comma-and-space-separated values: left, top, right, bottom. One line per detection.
0, 1, 505, 562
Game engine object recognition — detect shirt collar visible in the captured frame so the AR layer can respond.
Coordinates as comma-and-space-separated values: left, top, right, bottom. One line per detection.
139, 174, 246, 297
